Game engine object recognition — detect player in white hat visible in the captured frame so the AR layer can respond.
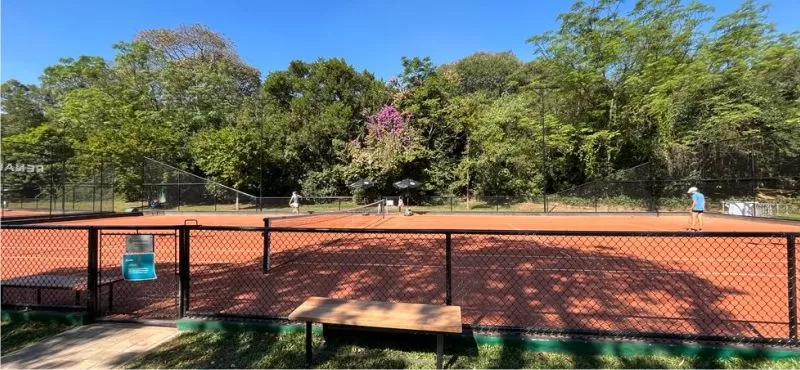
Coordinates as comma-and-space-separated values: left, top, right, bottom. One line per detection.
687, 186, 705, 231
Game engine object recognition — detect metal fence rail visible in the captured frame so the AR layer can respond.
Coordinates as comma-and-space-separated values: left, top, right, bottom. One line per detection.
1, 224, 798, 345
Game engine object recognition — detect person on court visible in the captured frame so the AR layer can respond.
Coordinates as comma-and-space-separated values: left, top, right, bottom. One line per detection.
687, 186, 705, 231
289, 191, 302, 214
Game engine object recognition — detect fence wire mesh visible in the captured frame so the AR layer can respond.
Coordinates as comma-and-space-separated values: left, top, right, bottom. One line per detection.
98, 230, 179, 319
0, 228, 89, 308
1, 141, 115, 217
451, 233, 790, 340
1, 224, 798, 345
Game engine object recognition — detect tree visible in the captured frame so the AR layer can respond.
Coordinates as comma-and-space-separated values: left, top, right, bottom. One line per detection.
1, 80, 46, 136
40, 56, 110, 101
344, 105, 417, 193
260, 58, 388, 194
452, 52, 524, 96
3, 10, 797, 203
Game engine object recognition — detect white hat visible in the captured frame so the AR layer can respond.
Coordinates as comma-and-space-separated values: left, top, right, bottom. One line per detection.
687, 186, 698, 194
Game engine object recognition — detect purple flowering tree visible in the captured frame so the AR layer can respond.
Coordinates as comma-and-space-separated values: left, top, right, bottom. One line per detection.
365, 105, 413, 146
346, 104, 415, 178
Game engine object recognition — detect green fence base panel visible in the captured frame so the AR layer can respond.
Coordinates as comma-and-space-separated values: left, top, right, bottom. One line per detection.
176, 319, 800, 361
1, 310, 89, 326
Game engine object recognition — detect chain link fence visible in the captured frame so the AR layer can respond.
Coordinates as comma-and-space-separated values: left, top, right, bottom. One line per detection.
143, 157, 374, 213
549, 140, 800, 219
2, 223, 798, 345
1, 141, 115, 218
141, 145, 798, 220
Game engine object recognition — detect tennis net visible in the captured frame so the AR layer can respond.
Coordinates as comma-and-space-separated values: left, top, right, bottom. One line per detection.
268, 200, 385, 228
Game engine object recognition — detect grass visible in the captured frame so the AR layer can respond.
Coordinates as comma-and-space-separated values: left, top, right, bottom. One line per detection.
124, 330, 800, 369
5, 198, 129, 213
0, 320, 75, 355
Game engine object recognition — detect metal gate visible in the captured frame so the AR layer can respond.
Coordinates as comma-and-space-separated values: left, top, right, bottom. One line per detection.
97, 228, 179, 319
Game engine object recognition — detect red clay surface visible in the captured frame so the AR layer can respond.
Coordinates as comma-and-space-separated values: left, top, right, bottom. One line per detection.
35, 212, 800, 231
2, 212, 799, 340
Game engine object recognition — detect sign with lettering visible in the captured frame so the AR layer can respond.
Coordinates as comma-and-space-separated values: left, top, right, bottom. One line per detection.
1, 163, 45, 173
125, 235, 154, 253
122, 253, 157, 281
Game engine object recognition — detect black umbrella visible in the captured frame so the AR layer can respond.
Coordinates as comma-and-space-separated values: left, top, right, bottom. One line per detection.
393, 178, 422, 207
392, 178, 422, 189
348, 178, 374, 189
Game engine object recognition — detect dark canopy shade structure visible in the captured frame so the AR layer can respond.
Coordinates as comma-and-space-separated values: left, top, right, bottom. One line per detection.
393, 178, 421, 190
348, 178, 375, 189
393, 178, 422, 206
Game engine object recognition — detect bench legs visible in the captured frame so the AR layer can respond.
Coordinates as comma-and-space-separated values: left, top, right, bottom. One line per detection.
436, 334, 444, 369
301, 325, 445, 369
306, 322, 313, 366
108, 282, 114, 313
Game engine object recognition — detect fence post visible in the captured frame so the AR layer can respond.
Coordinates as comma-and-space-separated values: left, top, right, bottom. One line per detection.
263, 218, 271, 273
99, 160, 104, 212
752, 152, 758, 218
594, 181, 599, 213
87, 227, 99, 322
788, 234, 797, 341
177, 173, 182, 211
213, 184, 218, 212
445, 233, 452, 305
61, 158, 66, 214
178, 226, 191, 318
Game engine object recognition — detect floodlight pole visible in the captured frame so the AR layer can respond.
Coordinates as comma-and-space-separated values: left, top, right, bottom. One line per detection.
537, 85, 558, 213
258, 104, 264, 211
540, 89, 546, 213
61, 121, 68, 215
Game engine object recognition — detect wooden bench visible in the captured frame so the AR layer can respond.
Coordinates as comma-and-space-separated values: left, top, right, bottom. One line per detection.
1, 274, 121, 310
288, 297, 462, 369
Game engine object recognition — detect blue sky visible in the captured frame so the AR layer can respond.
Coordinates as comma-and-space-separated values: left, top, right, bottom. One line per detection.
2, 0, 799, 84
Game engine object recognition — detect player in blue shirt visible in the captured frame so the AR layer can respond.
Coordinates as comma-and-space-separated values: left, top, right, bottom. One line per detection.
687, 186, 705, 231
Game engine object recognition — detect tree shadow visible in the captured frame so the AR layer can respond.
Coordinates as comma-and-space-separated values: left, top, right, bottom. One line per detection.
119, 331, 309, 369
185, 230, 784, 367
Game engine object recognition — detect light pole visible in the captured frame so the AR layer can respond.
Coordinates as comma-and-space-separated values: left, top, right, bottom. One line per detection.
61, 120, 68, 215
258, 104, 264, 211
537, 85, 558, 213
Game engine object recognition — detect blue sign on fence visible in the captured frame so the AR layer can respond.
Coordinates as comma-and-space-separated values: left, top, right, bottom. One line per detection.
122, 253, 157, 281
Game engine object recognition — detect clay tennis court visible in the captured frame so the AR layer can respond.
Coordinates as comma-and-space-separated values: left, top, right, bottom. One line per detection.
2, 211, 799, 342
34, 210, 800, 231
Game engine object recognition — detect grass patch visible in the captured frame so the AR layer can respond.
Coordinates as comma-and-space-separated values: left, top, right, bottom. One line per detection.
0, 320, 74, 355
124, 331, 800, 369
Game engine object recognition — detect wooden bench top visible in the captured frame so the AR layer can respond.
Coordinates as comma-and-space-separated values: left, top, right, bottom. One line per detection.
288, 297, 462, 334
